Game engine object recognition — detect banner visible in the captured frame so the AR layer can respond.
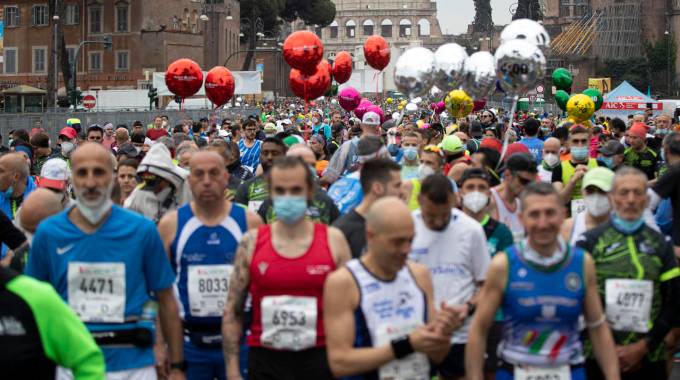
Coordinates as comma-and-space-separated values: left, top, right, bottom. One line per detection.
588, 78, 612, 94
153, 71, 261, 96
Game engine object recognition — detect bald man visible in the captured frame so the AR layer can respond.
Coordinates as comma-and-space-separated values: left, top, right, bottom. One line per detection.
0, 152, 36, 257
25, 143, 186, 379
158, 151, 261, 379
324, 197, 466, 379
16, 188, 63, 242
538, 137, 562, 183
254, 145, 341, 225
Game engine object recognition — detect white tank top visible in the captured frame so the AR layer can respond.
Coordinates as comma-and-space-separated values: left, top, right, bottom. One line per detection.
491, 187, 525, 243
569, 212, 587, 248
346, 259, 430, 380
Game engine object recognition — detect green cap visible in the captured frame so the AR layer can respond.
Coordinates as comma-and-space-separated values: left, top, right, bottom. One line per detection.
582, 167, 615, 192
437, 134, 464, 154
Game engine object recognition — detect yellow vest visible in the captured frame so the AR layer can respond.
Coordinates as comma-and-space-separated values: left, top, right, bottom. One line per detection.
408, 179, 421, 211
561, 159, 598, 200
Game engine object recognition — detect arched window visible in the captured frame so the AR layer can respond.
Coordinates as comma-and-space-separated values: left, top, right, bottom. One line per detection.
363, 19, 374, 36
191, 10, 198, 33
417, 19, 431, 36
346, 20, 356, 38
381, 19, 392, 38
330, 20, 338, 38
399, 19, 412, 38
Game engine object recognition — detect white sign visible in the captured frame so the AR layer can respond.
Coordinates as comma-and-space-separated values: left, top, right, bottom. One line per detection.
153, 71, 262, 96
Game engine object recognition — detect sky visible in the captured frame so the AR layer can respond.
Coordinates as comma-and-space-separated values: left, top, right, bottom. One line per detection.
436, 0, 515, 35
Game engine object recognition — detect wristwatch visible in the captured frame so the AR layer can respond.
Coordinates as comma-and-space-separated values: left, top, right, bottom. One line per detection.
170, 361, 187, 372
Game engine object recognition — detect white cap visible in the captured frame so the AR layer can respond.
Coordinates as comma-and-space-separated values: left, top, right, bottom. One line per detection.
38, 158, 70, 190
362, 111, 381, 126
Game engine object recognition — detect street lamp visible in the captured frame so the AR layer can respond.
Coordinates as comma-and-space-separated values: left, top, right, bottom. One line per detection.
665, 30, 671, 96
53, 10, 60, 110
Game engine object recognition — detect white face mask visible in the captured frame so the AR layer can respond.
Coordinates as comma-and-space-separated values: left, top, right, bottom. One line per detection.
417, 164, 435, 180
543, 153, 560, 168
584, 193, 611, 218
462, 191, 489, 214
74, 180, 114, 225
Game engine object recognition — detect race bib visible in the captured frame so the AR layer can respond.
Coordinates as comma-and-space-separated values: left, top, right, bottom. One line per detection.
260, 296, 317, 351
67, 262, 126, 323
570, 199, 586, 218
188, 265, 232, 317
375, 323, 429, 380
514, 365, 571, 380
248, 201, 263, 213
605, 279, 653, 333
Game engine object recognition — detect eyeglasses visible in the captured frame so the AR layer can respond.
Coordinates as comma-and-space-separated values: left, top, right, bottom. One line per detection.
513, 172, 534, 186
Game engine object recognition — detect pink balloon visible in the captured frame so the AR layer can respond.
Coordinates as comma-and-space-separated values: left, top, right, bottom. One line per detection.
354, 98, 373, 120
366, 105, 385, 124
435, 101, 445, 114
337, 87, 361, 111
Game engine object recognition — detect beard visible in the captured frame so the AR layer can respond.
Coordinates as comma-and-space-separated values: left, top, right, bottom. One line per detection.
74, 181, 114, 225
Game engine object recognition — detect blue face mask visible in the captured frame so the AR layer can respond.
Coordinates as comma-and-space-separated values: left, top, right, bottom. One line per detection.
403, 147, 418, 162
273, 195, 308, 224
599, 156, 614, 169
571, 146, 589, 161
387, 144, 400, 157
3, 185, 13, 199
612, 213, 645, 234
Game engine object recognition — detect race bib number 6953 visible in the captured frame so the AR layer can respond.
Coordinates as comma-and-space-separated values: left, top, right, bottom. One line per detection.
260, 295, 317, 351
67, 262, 126, 323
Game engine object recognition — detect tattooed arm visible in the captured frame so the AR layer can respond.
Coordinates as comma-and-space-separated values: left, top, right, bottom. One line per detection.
222, 229, 257, 380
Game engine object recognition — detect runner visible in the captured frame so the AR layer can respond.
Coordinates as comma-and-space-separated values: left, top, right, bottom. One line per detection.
576, 167, 680, 379
324, 197, 466, 379
222, 156, 351, 380
25, 143, 186, 380
597, 140, 625, 171
519, 118, 544, 164
410, 173, 489, 380
0, 266, 106, 379
560, 167, 615, 246
158, 151, 261, 380
623, 122, 658, 180
233, 137, 287, 212
537, 137, 561, 183
238, 119, 262, 172
465, 181, 620, 380
400, 131, 421, 180
333, 158, 402, 258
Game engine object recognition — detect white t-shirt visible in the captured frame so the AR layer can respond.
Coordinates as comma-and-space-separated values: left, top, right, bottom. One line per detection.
409, 208, 490, 344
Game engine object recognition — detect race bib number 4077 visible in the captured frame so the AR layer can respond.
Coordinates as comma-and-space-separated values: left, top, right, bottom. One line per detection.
67, 262, 126, 323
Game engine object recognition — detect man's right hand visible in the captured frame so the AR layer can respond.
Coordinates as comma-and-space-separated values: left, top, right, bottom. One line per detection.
571, 164, 589, 182
409, 325, 451, 356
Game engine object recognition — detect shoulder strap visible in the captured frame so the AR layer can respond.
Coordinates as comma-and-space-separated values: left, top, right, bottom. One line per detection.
0, 267, 19, 290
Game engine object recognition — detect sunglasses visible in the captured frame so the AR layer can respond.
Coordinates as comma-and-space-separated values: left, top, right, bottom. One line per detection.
513, 172, 534, 186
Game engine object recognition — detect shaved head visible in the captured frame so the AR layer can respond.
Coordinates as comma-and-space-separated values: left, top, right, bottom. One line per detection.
543, 137, 561, 151
71, 142, 115, 171
189, 150, 225, 168
366, 197, 412, 233
0, 153, 29, 178
286, 144, 316, 166
18, 189, 64, 233
188, 151, 228, 204
365, 197, 413, 274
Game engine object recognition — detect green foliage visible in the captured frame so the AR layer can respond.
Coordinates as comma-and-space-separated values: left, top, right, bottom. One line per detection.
473, 0, 493, 33
280, 0, 336, 27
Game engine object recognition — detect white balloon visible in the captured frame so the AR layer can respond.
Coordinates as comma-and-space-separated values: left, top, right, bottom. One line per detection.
495, 39, 546, 95
463, 52, 496, 100
500, 18, 550, 51
433, 43, 468, 92
394, 47, 436, 98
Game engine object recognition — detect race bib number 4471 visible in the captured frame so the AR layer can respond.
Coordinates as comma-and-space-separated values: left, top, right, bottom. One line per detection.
67, 262, 126, 323
260, 295, 317, 351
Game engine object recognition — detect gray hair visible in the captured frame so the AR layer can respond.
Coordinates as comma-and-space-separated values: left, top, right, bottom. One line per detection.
612, 167, 647, 192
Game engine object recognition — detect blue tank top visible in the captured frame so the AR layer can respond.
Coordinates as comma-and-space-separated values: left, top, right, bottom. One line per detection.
499, 244, 585, 367
170, 203, 247, 325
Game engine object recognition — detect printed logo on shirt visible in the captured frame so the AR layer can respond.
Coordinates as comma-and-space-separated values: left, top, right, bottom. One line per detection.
395, 291, 416, 319
207, 232, 221, 246
0, 316, 26, 336
306, 264, 332, 276
410, 248, 428, 256
258, 262, 269, 275
565, 272, 582, 292
362, 282, 380, 294
517, 267, 528, 278
540, 305, 557, 320
57, 243, 75, 255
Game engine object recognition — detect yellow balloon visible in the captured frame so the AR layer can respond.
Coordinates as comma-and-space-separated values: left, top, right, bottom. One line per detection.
416, 120, 425, 128
398, 105, 404, 111
444, 90, 473, 119
566, 94, 595, 123
386, 98, 394, 104
400, 100, 408, 106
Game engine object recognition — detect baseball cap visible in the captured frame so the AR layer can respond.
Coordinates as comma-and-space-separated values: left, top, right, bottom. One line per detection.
459, 167, 491, 185
503, 142, 530, 160
283, 135, 305, 147
597, 140, 625, 156
480, 137, 503, 152
58, 127, 78, 140
582, 167, 615, 192
38, 158, 70, 190
117, 143, 139, 158
628, 123, 647, 139
362, 111, 381, 126
469, 123, 483, 138
264, 123, 277, 135
505, 153, 538, 173
438, 135, 465, 154
88, 124, 104, 134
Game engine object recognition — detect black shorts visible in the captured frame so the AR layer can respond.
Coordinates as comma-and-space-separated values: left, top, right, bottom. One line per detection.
485, 321, 503, 372
247, 346, 333, 380
436, 343, 466, 378
585, 357, 668, 380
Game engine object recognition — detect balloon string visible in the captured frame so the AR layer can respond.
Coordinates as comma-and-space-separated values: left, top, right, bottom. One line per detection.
497, 94, 519, 168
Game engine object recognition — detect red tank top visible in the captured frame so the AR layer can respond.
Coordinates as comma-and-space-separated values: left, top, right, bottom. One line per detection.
247, 223, 336, 349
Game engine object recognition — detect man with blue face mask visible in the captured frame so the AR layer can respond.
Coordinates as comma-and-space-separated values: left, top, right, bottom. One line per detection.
222, 156, 351, 380
576, 167, 680, 380
551, 125, 601, 218
597, 140, 625, 171
400, 131, 421, 180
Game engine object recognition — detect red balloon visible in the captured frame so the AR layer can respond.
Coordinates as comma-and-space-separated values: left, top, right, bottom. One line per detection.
363, 35, 390, 71
283, 31, 324, 75
289, 60, 331, 101
473, 98, 487, 112
204, 66, 235, 108
332, 51, 353, 84
165, 58, 204, 98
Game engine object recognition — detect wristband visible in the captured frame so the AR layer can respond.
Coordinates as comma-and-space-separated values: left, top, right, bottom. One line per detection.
170, 361, 187, 372
466, 301, 476, 315
390, 336, 414, 359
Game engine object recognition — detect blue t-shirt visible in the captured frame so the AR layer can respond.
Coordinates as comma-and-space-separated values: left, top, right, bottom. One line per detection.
312, 123, 331, 140
238, 139, 262, 172
520, 136, 544, 164
25, 205, 176, 372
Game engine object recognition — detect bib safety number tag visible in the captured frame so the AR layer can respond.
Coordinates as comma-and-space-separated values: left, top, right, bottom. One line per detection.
260, 295, 317, 351
605, 279, 653, 333
514, 365, 571, 380
248, 201, 263, 213
188, 264, 232, 317
570, 199, 586, 218
67, 262, 126, 323
375, 324, 429, 380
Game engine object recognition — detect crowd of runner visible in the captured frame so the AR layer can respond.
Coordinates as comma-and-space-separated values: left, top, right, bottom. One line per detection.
0, 98, 679, 380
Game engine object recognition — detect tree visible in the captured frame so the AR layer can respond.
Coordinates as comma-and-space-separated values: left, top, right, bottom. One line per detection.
513, 0, 543, 21
473, 0, 493, 33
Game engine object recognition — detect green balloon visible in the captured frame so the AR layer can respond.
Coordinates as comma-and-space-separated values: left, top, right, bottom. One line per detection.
555, 90, 570, 111
325, 83, 339, 97
582, 88, 604, 111
552, 68, 573, 91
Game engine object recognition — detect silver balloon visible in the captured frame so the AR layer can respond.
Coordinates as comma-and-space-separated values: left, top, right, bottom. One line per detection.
433, 43, 468, 92
494, 39, 546, 96
463, 51, 496, 99
405, 102, 418, 114
394, 47, 436, 98
429, 85, 442, 99
500, 18, 550, 51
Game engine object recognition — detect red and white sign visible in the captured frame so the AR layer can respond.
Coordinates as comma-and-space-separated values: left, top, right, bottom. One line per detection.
601, 102, 661, 111
83, 95, 96, 109
536, 85, 544, 94
529, 94, 537, 102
